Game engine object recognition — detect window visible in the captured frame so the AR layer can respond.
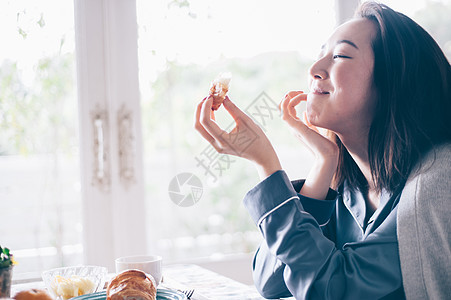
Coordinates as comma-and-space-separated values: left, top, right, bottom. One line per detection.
0, 0, 81, 276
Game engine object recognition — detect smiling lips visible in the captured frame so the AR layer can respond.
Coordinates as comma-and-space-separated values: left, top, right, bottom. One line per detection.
311, 87, 330, 95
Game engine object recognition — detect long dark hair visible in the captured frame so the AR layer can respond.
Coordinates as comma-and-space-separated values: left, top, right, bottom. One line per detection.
332, 1, 451, 194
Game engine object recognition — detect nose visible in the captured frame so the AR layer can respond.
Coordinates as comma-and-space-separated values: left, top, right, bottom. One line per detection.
308, 57, 328, 81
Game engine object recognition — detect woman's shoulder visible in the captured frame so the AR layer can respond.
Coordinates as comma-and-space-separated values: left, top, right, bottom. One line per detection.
408, 143, 451, 184
398, 143, 451, 211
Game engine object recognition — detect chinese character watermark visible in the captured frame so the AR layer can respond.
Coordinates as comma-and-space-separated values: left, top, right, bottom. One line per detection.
169, 91, 278, 206
195, 146, 236, 182
244, 92, 279, 129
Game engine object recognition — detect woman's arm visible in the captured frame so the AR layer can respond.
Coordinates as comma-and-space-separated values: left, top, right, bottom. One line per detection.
252, 242, 292, 299
397, 144, 451, 300
250, 173, 339, 299
245, 170, 403, 299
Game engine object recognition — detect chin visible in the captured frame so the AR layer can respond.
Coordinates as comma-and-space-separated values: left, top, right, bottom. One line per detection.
306, 98, 333, 131
305, 104, 319, 126
306, 112, 333, 133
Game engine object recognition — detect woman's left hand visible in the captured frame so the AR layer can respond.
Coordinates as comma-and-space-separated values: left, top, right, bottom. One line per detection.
279, 91, 338, 200
194, 95, 282, 179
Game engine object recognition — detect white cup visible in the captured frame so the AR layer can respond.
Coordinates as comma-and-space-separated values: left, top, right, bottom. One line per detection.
115, 255, 163, 286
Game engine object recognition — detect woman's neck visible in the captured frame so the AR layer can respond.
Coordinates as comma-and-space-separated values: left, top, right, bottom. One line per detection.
338, 133, 380, 211
338, 133, 371, 179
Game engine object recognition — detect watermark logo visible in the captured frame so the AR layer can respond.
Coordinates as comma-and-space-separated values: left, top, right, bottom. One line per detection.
168, 172, 203, 207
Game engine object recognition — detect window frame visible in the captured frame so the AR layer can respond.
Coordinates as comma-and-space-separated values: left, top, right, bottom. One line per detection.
74, 0, 147, 271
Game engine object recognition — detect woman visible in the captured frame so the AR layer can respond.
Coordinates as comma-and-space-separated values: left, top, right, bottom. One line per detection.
195, 2, 451, 299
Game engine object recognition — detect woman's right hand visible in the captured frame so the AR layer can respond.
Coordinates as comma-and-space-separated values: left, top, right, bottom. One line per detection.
280, 91, 339, 200
194, 95, 283, 179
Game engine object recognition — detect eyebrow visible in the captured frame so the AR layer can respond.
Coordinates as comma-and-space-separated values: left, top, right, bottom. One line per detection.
336, 39, 359, 49
321, 39, 359, 50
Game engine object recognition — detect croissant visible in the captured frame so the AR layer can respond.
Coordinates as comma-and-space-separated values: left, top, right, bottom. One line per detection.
209, 72, 231, 111
106, 269, 157, 300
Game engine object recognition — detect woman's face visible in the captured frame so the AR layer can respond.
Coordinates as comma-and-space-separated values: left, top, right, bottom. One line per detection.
307, 18, 377, 137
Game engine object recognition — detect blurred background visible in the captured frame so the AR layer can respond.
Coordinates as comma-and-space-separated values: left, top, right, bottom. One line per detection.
1, 0, 450, 282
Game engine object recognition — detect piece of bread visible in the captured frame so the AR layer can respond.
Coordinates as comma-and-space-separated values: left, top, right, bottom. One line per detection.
106, 270, 156, 300
209, 73, 231, 111
14, 289, 52, 300
51, 275, 96, 299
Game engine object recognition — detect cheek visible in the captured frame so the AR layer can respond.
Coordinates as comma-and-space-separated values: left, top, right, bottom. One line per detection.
333, 77, 376, 128
333, 67, 373, 106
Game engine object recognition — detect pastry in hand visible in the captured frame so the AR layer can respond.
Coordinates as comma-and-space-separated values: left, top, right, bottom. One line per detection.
14, 289, 52, 300
209, 72, 232, 110
106, 269, 157, 300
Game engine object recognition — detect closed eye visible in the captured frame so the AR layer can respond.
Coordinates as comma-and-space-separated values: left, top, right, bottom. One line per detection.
333, 54, 352, 59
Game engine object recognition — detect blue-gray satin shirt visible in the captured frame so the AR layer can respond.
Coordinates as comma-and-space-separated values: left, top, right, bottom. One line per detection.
243, 170, 405, 300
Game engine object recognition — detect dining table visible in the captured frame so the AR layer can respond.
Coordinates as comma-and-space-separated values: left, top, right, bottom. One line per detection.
11, 264, 295, 300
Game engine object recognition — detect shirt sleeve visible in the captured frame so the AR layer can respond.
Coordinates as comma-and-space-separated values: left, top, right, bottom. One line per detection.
291, 179, 338, 226
245, 170, 338, 227
244, 170, 403, 299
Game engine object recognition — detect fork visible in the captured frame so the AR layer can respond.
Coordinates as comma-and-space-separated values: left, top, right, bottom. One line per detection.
181, 289, 194, 299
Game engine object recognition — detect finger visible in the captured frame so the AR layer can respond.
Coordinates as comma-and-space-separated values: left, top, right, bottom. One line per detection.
280, 92, 301, 121
287, 101, 298, 120
289, 93, 308, 106
287, 90, 304, 98
222, 96, 251, 126
282, 93, 307, 119
200, 95, 228, 140
287, 93, 308, 119
280, 94, 310, 133
279, 90, 304, 112
194, 97, 207, 127
280, 94, 294, 122
210, 108, 216, 121
194, 97, 217, 145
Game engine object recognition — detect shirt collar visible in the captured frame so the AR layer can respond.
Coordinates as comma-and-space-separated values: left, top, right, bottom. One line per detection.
342, 181, 367, 229
342, 181, 392, 232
